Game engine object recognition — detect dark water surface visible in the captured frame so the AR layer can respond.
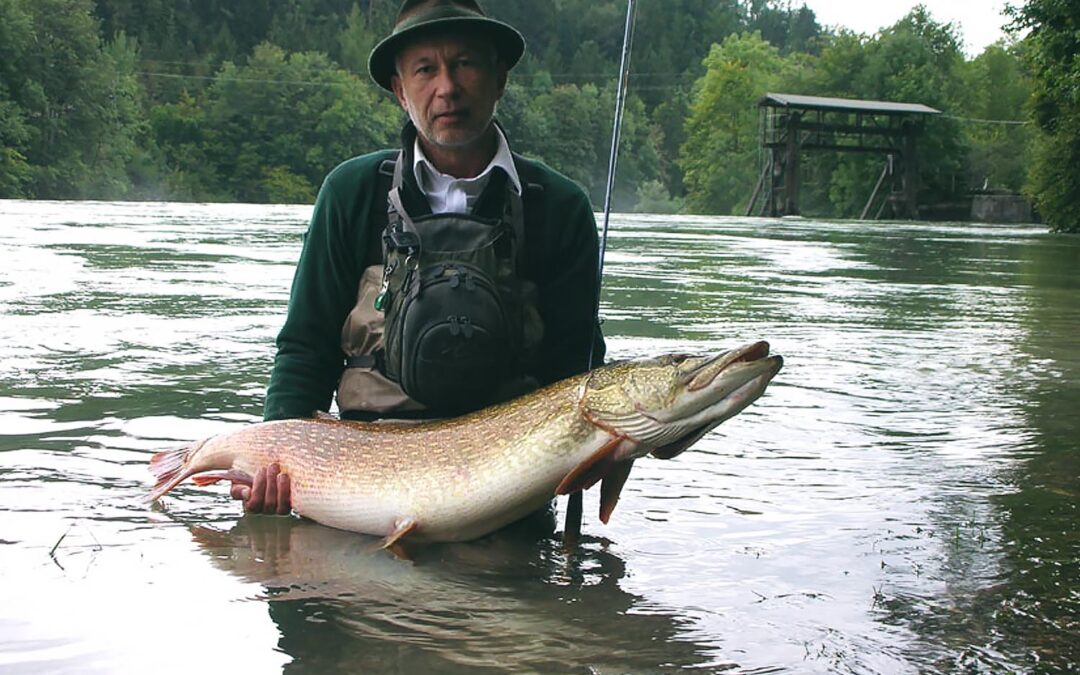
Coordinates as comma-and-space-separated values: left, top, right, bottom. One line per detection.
0, 200, 1076, 674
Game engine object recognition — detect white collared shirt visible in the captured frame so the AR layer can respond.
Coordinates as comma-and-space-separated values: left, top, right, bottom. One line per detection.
412, 126, 522, 214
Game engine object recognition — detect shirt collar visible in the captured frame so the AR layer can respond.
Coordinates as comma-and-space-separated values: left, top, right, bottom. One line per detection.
412, 126, 522, 198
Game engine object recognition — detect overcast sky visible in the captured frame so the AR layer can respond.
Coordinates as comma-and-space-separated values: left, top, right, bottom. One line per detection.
799, 0, 1017, 56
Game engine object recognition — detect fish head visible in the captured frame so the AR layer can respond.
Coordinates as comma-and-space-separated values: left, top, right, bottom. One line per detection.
580, 341, 783, 458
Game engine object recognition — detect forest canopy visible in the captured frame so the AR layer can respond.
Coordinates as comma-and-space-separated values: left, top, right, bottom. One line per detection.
0, 0, 1070, 230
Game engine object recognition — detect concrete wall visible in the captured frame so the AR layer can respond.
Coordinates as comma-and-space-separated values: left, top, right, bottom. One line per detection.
971, 194, 1034, 223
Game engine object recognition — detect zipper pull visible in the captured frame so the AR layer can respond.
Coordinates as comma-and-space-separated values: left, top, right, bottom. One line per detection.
401, 254, 417, 297
374, 261, 395, 312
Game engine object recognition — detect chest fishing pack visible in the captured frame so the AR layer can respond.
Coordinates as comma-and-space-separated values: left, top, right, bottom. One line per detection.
337, 152, 544, 417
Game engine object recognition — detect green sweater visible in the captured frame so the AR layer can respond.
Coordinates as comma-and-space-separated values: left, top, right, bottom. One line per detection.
264, 132, 606, 421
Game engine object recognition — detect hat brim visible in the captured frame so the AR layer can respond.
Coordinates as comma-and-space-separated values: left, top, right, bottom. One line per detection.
368, 17, 525, 92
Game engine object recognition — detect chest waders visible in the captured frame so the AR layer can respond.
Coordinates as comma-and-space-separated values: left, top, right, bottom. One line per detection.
336, 154, 544, 417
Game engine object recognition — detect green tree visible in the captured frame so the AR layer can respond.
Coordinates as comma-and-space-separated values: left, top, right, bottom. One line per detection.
649, 88, 692, 198
506, 80, 659, 210
1008, 0, 1080, 232
498, 77, 557, 165
525, 83, 605, 196
745, 0, 822, 54
148, 90, 222, 200
0, 0, 145, 198
0, 0, 34, 196
679, 32, 784, 214
0, 99, 32, 197
201, 43, 399, 202
961, 42, 1032, 193
633, 179, 685, 213
337, 3, 395, 75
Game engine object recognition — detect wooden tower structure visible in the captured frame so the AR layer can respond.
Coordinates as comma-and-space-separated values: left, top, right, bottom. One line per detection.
747, 93, 940, 219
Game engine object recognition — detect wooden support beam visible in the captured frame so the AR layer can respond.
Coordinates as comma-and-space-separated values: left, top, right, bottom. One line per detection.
746, 158, 770, 216
902, 124, 919, 218
764, 142, 903, 154
860, 155, 893, 220
797, 122, 906, 137
783, 113, 801, 215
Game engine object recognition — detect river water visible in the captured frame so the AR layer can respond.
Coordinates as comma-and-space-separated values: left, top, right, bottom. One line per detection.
0, 200, 1076, 674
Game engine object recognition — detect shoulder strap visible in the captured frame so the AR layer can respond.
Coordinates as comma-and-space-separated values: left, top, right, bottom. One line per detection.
384, 150, 403, 229
512, 153, 546, 275
389, 149, 404, 190
512, 153, 545, 228
370, 151, 399, 231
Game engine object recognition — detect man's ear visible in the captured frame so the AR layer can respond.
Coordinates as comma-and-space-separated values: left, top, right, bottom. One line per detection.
391, 74, 409, 111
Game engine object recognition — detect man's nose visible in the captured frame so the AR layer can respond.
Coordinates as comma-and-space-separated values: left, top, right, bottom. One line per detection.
432, 64, 461, 97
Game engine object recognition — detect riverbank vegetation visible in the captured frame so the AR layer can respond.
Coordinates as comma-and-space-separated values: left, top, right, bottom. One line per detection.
0, 0, 1074, 231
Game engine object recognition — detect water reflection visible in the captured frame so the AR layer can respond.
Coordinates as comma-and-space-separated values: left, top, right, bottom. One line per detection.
190, 517, 713, 672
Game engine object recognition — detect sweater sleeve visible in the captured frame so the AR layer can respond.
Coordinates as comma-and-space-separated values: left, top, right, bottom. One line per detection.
263, 179, 362, 421
532, 184, 606, 385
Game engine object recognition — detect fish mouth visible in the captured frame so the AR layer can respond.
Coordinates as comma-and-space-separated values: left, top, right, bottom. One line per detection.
645, 342, 782, 458
686, 340, 773, 391
580, 342, 783, 457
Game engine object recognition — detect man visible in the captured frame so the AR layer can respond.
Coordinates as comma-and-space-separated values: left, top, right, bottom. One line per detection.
233, 0, 605, 514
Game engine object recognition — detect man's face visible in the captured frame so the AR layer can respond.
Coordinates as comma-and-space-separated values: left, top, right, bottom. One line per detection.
391, 33, 507, 153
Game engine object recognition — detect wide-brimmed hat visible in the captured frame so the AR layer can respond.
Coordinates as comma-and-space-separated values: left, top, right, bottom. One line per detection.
368, 0, 525, 92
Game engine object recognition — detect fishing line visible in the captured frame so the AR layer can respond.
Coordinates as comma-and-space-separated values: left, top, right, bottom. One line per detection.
595, 0, 639, 312
565, 0, 639, 545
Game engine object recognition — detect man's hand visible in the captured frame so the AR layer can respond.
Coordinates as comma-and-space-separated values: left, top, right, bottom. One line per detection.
230, 463, 292, 515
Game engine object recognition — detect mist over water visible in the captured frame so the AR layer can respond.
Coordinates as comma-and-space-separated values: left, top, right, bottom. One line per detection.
1, 200, 1076, 673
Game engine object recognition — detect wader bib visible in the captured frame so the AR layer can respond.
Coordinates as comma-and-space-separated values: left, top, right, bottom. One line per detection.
337, 154, 543, 417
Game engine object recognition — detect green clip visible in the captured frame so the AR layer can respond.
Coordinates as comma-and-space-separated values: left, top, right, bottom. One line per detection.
374, 291, 387, 312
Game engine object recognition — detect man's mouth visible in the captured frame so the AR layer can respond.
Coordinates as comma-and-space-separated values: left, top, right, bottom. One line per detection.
435, 110, 467, 123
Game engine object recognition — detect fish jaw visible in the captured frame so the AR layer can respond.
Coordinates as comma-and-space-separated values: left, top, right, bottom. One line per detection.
580, 342, 783, 453
651, 344, 783, 440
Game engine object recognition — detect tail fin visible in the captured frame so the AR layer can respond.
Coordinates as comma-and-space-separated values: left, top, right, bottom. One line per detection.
147, 439, 207, 503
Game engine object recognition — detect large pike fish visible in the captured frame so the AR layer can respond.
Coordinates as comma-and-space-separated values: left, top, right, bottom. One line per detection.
149, 341, 782, 547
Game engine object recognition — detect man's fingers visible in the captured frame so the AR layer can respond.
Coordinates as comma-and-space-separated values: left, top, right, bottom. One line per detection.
264, 463, 279, 512
276, 473, 291, 515
232, 463, 289, 516
246, 467, 267, 513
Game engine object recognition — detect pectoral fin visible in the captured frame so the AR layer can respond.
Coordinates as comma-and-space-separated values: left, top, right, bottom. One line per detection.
191, 469, 253, 487
556, 437, 635, 496
599, 459, 635, 524
557, 436, 639, 494
380, 517, 418, 549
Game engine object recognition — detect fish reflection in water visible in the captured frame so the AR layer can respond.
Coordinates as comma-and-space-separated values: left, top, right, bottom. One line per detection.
189, 515, 714, 672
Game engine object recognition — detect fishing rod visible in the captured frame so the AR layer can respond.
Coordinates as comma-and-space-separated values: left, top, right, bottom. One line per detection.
565, 0, 638, 545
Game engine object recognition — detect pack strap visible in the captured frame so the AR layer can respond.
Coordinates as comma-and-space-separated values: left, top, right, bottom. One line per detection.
378, 156, 397, 178
346, 354, 378, 369
387, 186, 411, 232
504, 186, 526, 269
